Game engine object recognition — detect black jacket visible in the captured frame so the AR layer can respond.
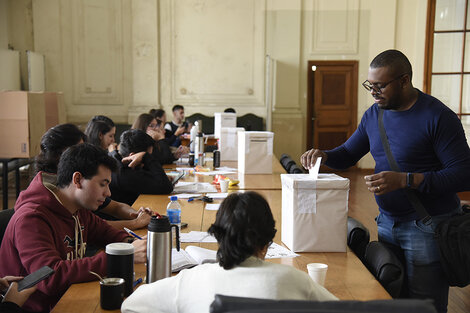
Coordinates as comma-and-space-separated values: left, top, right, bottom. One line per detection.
109, 152, 173, 205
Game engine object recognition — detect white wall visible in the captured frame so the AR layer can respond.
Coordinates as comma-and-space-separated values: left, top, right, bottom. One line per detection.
16, 0, 428, 167
0, 0, 8, 49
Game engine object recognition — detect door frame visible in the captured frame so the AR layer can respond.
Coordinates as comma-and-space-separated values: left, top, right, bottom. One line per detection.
306, 60, 358, 150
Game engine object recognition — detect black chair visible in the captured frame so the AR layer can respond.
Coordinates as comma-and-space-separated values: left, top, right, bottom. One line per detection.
363, 241, 405, 298
347, 217, 370, 261
0, 208, 15, 248
210, 294, 437, 313
186, 113, 215, 134
280, 153, 305, 174
237, 113, 264, 131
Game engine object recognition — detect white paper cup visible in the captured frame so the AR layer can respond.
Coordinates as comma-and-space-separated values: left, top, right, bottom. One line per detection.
307, 263, 328, 286
219, 180, 229, 193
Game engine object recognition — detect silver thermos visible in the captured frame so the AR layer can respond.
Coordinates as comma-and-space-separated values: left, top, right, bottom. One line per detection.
146, 215, 180, 283
194, 132, 204, 166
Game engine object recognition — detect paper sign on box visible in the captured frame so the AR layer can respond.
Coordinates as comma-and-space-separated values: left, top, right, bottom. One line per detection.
281, 173, 349, 252
238, 131, 274, 174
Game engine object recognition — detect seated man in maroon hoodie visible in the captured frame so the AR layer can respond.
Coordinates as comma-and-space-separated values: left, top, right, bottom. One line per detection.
0, 143, 147, 312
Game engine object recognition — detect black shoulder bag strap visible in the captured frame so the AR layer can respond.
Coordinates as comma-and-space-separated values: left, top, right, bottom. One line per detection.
377, 108, 431, 222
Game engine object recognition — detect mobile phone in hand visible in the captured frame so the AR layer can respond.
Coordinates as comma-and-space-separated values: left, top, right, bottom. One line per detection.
17, 266, 55, 291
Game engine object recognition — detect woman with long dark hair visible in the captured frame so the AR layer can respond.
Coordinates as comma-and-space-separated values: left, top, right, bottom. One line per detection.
122, 192, 337, 313
84, 115, 117, 152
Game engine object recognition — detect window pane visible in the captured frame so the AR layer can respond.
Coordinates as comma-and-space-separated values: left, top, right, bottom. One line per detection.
432, 33, 464, 72
464, 34, 470, 71
462, 75, 470, 113
435, 0, 466, 30
431, 74, 461, 113
460, 116, 470, 140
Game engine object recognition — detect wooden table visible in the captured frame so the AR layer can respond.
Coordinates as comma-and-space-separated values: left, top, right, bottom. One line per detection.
52, 189, 390, 312
172, 155, 285, 190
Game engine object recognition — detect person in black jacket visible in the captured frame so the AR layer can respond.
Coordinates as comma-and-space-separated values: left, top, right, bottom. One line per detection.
132, 113, 188, 165
109, 129, 174, 205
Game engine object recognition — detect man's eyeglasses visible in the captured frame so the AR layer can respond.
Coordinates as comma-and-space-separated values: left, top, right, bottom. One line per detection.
362, 73, 408, 95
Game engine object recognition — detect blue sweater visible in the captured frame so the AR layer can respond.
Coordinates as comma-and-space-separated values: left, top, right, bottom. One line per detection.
325, 90, 470, 221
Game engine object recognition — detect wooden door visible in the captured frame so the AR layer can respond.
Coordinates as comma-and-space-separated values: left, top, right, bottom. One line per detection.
307, 61, 358, 151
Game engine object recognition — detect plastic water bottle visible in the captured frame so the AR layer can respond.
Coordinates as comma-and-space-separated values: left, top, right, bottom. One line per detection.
166, 196, 182, 235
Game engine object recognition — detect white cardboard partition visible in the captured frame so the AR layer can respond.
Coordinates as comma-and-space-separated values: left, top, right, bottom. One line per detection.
281, 173, 349, 252
214, 112, 236, 138
238, 131, 274, 174
219, 127, 244, 161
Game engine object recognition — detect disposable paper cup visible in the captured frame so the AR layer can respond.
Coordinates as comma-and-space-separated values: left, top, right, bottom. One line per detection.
220, 180, 229, 193
307, 263, 328, 286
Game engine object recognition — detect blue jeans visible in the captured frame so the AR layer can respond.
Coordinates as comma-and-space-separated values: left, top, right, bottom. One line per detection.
376, 208, 460, 313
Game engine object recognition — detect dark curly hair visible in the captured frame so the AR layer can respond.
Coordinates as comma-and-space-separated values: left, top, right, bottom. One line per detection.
208, 191, 277, 270
57, 143, 117, 188
35, 124, 87, 174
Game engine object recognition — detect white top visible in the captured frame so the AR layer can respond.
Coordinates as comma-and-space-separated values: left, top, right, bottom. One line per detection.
121, 257, 337, 313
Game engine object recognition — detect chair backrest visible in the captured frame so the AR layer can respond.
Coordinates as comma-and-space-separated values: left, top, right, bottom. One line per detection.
347, 217, 370, 261
363, 241, 405, 298
186, 113, 215, 134
0, 208, 15, 248
236, 114, 264, 131
210, 294, 437, 313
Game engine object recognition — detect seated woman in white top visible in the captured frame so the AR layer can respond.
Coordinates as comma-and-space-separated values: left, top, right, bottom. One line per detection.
121, 191, 337, 313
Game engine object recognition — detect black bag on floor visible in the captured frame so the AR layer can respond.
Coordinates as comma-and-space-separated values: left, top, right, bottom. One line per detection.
434, 210, 470, 287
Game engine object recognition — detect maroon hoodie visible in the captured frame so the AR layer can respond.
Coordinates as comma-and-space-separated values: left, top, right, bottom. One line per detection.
0, 172, 129, 312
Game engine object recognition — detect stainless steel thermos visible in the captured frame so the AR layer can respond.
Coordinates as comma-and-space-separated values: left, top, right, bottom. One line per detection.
146, 215, 180, 283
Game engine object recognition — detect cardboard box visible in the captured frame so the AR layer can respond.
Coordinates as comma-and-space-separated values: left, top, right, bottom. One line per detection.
214, 112, 236, 138
281, 173, 349, 252
219, 127, 244, 161
43, 92, 66, 129
0, 91, 46, 158
238, 131, 274, 174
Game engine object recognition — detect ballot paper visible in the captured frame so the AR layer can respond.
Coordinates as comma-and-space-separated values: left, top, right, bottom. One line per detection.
308, 157, 322, 180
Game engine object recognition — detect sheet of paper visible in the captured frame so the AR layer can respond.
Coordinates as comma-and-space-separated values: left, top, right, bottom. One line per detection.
216, 166, 237, 172
167, 193, 199, 199
173, 182, 218, 194
195, 170, 237, 176
205, 203, 220, 211
205, 193, 228, 199
309, 157, 322, 180
180, 231, 217, 243
265, 242, 299, 259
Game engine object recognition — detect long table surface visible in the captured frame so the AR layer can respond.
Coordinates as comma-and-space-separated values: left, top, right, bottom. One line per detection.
170, 155, 284, 190
53, 187, 390, 313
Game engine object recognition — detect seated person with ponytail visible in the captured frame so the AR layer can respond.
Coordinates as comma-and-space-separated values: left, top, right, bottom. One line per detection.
109, 129, 173, 206
121, 191, 337, 313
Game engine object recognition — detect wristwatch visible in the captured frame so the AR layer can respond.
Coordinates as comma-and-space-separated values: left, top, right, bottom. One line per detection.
406, 173, 414, 189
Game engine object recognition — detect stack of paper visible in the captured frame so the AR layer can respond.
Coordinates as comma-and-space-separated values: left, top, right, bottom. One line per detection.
172, 246, 217, 272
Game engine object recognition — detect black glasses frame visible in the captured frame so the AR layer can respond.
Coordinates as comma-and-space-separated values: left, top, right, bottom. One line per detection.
362, 73, 408, 95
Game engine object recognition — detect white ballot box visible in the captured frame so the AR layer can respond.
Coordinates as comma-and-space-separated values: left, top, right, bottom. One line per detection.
281, 173, 349, 252
238, 131, 274, 174
219, 127, 245, 161
214, 113, 236, 138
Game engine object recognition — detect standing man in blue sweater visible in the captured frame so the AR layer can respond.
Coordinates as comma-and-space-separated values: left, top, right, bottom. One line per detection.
301, 49, 470, 313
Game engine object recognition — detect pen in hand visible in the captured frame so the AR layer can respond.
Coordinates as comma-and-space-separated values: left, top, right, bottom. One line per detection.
124, 227, 143, 240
